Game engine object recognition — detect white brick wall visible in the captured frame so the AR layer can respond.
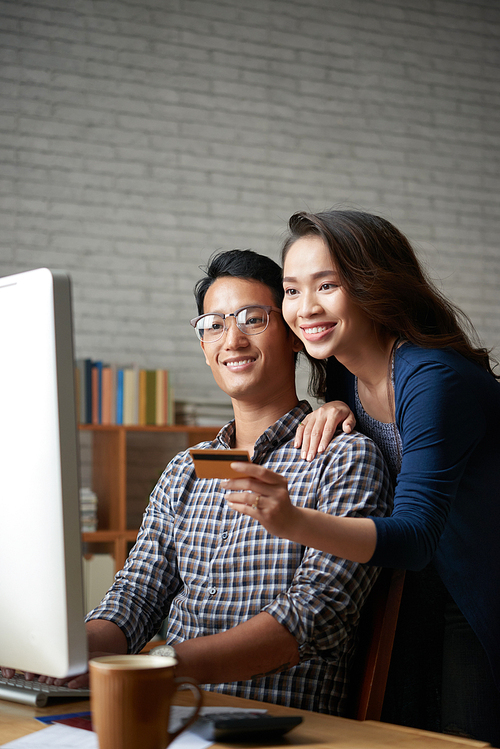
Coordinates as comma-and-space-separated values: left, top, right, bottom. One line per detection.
1, 0, 499, 405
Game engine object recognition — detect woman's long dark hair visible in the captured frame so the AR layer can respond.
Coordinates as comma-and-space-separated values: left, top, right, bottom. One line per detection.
281, 209, 498, 399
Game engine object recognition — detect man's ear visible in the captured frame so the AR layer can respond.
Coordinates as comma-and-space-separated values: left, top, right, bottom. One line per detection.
292, 335, 304, 353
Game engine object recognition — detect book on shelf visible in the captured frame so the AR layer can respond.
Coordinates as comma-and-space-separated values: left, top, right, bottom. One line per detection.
122, 365, 139, 425
75, 358, 93, 425
80, 487, 98, 533
91, 361, 102, 425
175, 400, 233, 427
101, 364, 116, 425
75, 359, 175, 427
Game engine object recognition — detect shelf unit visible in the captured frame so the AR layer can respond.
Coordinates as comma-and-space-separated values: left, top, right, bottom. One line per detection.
79, 424, 220, 571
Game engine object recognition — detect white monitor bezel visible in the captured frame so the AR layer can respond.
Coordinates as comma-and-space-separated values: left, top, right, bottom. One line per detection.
0, 267, 88, 678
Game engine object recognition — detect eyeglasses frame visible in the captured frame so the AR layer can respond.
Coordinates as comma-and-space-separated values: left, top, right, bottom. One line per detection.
190, 304, 282, 342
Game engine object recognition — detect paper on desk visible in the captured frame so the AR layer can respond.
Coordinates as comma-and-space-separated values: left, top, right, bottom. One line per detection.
1, 706, 266, 749
0, 722, 99, 748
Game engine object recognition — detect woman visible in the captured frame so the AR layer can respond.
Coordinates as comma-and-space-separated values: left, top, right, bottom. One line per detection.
225, 209, 500, 745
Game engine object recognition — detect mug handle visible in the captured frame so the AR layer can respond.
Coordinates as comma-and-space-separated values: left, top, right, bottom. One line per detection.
168, 677, 203, 742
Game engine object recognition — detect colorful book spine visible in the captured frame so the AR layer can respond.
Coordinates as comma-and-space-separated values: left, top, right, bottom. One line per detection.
101, 366, 113, 426
75, 359, 173, 426
145, 370, 156, 426
123, 366, 139, 425
91, 361, 103, 425
138, 369, 147, 425
116, 368, 124, 425
81, 358, 93, 424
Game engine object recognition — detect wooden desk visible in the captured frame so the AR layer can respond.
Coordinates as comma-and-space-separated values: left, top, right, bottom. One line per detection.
0, 689, 490, 749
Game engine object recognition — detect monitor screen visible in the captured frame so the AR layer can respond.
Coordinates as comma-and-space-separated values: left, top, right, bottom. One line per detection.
0, 268, 88, 678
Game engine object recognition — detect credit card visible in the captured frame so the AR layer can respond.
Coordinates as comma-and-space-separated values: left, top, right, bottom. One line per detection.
190, 448, 250, 479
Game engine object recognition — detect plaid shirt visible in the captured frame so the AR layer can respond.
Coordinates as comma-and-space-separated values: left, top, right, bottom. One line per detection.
87, 401, 391, 715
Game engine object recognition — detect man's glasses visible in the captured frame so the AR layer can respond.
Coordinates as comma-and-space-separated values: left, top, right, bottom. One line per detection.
190, 305, 281, 343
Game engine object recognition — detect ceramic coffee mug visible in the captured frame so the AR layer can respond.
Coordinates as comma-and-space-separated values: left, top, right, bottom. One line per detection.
90, 655, 202, 749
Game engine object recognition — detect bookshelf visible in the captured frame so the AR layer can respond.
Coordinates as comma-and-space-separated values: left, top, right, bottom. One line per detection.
79, 424, 220, 571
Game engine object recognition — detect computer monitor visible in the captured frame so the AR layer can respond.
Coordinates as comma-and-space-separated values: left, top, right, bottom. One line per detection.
0, 267, 88, 678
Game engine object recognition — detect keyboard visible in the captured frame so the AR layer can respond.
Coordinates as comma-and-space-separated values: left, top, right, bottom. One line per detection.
0, 673, 90, 707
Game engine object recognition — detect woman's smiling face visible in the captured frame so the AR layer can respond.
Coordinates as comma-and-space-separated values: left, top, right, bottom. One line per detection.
282, 235, 373, 363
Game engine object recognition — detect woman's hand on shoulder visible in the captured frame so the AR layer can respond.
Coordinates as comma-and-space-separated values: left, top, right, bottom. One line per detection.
295, 401, 356, 461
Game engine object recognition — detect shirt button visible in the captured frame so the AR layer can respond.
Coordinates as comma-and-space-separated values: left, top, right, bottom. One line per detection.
209, 587, 217, 595
221, 532, 228, 540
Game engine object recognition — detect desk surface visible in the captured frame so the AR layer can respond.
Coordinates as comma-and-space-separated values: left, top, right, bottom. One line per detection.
0, 689, 490, 749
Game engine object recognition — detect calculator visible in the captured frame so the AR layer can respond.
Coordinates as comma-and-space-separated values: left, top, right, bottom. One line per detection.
189, 711, 303, 741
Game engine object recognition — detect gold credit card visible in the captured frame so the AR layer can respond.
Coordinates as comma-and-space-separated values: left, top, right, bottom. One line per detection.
190, 448, 251, 479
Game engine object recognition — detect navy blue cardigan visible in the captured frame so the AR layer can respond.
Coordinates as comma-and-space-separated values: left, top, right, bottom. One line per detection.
326, 343, 500, 689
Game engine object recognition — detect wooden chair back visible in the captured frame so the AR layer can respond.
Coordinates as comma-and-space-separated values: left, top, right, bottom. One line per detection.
348, 567, 405, 721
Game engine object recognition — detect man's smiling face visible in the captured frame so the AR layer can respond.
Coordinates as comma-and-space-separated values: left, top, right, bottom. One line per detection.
200, 276, 300, 405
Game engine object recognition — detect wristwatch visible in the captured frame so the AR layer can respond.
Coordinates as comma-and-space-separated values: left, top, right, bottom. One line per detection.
149, 644, 177, 659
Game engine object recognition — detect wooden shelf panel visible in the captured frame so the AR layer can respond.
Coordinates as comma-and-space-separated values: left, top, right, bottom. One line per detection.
79, 424, 220, 569
78, 424, 221, 433
82, 531, 121, 542
82, 530, 141, 542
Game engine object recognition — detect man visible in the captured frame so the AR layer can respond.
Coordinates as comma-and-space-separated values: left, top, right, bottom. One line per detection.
84, 250, 392, 714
